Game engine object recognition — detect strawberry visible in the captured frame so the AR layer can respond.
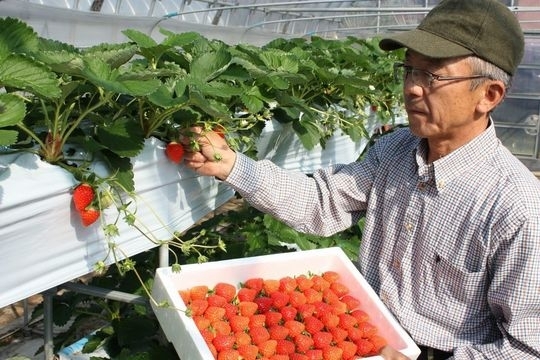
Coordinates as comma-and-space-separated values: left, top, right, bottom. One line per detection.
369, 334, 388, 354
264, 311, 283, 327
340, 295, 361, 311
305, 349, 324, 360
355, 338, 374, 356
248, 314, 266, 328
312, 331, 333, 349
303, 316, 324, 334
243, 277, 264, 293
295, 274, 314, 291
250, 326, 270, 345
263, 279, 280, 295
322, 345, 343, 360
322, 271, 340, 283
280, 305, 298, 322
254, 296, 273, 314
258, 339, 278, 357
238, 301, 258, 317
207, 294, 228, 307
268, 324, 289, 340
337, 340, 357, 360
294, 333, 314, 353
72, 183, 95, 211
275, 339, 295, 355
237, 287, 258, 302
237, 344, 258, 360
216, 348, 240, 360
204, 306, 226, 322
79, 207, 100, 227
189, 285, 209, 301
284, 320, 305, 338
270, 291, 290, 309
213, 282, 237, 303
229, 315, 250, 333
279, 276, 297, 293
235, 331, 252, 347
212, 320, 232, 336
328, 326, 348, 343
165, 141, 184, 164
350, 309, 370, 323
187, 299, 208, 317
290, 353, 309, 360
289, 290, 307, 307
357, 321, 378, 338
329, 282, 349, 298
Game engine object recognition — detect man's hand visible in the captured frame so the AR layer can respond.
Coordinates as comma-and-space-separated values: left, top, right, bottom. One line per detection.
181, 127, 236, 180
379, 345, 412, 360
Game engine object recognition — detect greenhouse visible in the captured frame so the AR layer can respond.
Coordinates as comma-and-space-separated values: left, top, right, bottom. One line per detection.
1, 1, 540, 360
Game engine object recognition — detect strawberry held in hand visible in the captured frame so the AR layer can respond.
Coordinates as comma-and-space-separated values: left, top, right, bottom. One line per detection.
165, 141, 184, 164
72, 183, 95, 211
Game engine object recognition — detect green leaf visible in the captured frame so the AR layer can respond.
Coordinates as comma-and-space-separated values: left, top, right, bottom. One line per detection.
82, 57, 161, 96
0, 130, 19, 146
292, 117, 322, 150
83, 43, 138, 69
189, 47, 232, 82
0, 93, 26, 127
96, 117, 145, 158
0, 17, 39, 57
0, 55, 61, 99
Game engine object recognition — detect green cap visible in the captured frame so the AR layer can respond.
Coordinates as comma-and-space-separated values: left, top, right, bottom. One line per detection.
379, 0, 524, 75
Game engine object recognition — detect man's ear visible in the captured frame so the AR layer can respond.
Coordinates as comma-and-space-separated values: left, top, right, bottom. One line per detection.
477, 80, 506, 114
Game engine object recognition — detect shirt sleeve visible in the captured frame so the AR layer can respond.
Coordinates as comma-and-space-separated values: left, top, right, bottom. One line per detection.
224, 149, 378, 236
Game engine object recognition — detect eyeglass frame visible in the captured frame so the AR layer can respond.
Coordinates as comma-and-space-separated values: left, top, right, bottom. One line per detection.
393, 62, 491, 88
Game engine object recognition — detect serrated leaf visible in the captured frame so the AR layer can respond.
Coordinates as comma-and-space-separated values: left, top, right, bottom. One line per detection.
96, 117, 144, 158
292, 117, 322, 150
0, 93, 26, 127
259, 50, 299, 73
0, 130, 19, 146
0, 17, 39, 56
82, 43, 138, 69
122, 29, 158, 48
189, 48, 232, 82
0, 55, 61, 99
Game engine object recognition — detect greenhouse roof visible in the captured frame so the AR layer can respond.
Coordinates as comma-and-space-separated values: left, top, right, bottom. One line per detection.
4, 0, 540, 46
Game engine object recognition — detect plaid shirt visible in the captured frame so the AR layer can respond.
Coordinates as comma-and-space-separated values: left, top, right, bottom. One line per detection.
225, 122, 540, 359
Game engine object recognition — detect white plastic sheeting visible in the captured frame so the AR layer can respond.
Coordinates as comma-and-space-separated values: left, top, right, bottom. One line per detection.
0, 0, 294, 47
0, 138, 234, 308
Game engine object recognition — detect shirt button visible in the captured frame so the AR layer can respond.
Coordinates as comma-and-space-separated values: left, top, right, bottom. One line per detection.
404, 222, 413, 232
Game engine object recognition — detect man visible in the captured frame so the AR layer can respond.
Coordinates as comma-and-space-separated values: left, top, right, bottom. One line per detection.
183, 0, 540, 358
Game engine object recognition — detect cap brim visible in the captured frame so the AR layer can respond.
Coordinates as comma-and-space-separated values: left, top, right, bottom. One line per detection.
379, 29, 474, 59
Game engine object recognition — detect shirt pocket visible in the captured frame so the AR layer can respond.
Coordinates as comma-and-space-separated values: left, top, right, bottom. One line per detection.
415, 251, 488, 330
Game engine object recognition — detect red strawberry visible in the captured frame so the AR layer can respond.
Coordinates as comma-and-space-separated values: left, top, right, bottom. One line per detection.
79, 207, 100, 227
243, 277, 264, 293
275, 339, 295, 355
254, 296, 273, 313
268, 324, 289, 340
322, 345, 343, 360
216, 347, 239, 360
250, 326, 270, 345
213, 282, 237, 303
237, 344, 258, 360
238, 301, 258, 317
237, 287, 258, 302
337, 340, 357, 360
189, 285, 209, 301
294, 333, 314, 353
73, 183, 95, 211
229, 315, 250, 333
258, 339, 278, 357
312, 331, 333, 349
165, 141, 184, 164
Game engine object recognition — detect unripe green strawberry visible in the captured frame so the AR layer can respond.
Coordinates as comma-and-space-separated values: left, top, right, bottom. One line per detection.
79, 207, 100, 227
165, 141, 184, 164
73, 183, 95, 211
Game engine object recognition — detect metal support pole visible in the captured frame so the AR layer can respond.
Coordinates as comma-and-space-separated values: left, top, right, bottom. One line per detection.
159, 243, 169, 268
42, 288, 57, 360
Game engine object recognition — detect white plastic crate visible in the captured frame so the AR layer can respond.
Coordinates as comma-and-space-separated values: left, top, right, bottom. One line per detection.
151, 247, 420, 360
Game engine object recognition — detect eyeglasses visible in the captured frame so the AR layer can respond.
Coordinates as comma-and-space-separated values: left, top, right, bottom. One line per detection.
393, 62, 490, 88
